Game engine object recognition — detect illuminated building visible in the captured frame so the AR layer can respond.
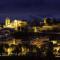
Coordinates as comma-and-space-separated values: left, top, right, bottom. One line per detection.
31, 26, 43, 32
42, 25, 53, 30
4, 47, 14, 56
44, 17, 47, 25
3, 17, 60, 33
31, 26, 48, 32
51, 40, 57, 44
0, 38, 22, 46
32, 26, 37, 32
53, 45, 60, 57
30, 37, 49, 48
7, 47, 13, 56
21, 46, 29, 56
9, 39, 22, 46
5, 17, 11, 26
14, 20, 18, 30
13, 20, 27, 31
4, 19, 28, 31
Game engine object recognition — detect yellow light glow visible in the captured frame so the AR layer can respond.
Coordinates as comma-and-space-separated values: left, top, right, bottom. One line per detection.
44, 17, 47, 24
5, 47, 13, 56
31, 39, 44, 48
53, 47, 60, 52
51, 41, 57, 44
4, 19, 27, 31
42, 26, 53, 30
5, 18, 11, 26
21, 47, 29, 55
33, 26, 37, 32
8, 39, 16, 46
14, 20, 17, 23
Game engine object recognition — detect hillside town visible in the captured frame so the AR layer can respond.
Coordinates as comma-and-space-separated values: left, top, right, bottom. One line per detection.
0, 17, 60, 58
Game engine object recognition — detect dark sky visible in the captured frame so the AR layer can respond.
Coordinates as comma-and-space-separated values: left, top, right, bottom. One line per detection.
0, 0, 60, 21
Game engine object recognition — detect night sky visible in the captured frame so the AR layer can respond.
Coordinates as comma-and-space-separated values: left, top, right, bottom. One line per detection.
0, 0, 60, 21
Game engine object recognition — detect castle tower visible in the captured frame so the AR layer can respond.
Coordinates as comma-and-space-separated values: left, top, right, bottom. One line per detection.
5, 17, 11, 26
44, 17, 47, 25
